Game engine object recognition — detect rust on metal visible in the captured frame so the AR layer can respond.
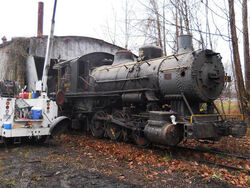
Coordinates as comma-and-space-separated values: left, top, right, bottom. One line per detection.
37, 2, 44, 37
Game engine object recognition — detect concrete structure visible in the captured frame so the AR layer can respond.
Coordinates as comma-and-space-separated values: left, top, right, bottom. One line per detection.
0, 36, 124, 91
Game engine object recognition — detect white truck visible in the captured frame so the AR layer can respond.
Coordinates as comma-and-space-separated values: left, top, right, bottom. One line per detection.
0, 0, 68, 144
0, 94, 68, 144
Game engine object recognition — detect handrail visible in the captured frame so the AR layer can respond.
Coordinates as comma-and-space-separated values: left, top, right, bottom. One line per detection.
96, 52, 189, 71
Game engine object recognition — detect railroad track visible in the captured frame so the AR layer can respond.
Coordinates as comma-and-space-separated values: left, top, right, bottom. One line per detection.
176, 145, 250, 160
68, 131, 250, 174
153, 145, 250, 174
177, 146, 250, 174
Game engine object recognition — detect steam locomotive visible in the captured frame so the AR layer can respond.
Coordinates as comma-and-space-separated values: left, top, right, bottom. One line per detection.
55, 35, 246, 146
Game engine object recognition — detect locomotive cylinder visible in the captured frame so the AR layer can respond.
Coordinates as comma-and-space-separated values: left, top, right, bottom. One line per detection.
144, 111, 183, 146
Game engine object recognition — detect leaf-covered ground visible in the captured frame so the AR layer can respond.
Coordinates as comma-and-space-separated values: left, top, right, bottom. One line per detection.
0, 129, 249, 187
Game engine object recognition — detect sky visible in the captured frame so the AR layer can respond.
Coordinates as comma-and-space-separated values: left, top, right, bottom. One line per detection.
0, 0, 248, 70
0, 0, 119, 40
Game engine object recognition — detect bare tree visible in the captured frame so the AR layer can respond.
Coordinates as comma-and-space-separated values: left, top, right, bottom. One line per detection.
181, 0, 191, 35
205, 0, 213, 49
103, 6, 118, 45
162, 0, 167, 55
228, 0, 248, 122
125, 0, 129, 49
149, 0, 163, 48
175, 0, 179, 51
242, 0, 250, 100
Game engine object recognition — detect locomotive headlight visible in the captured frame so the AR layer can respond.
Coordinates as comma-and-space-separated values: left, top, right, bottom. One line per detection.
170, 115, 177, 125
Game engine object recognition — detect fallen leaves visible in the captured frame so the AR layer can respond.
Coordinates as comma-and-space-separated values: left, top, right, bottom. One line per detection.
117, 175, 125, 180
56, 130, 250, 187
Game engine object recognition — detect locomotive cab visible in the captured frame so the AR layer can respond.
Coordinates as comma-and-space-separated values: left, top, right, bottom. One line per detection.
58, 52, 114, 93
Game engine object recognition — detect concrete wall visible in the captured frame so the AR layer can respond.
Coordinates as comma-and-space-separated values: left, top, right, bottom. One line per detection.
0, 38, 29, 88
0, 46, 11, 80
0, 36, 124, 89
29, 36, 123, 60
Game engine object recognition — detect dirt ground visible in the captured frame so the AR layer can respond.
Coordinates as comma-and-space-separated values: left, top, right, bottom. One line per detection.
0, 130, 249, 188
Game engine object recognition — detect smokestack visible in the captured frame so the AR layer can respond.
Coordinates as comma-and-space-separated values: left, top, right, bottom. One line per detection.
177, 35, 193, 53
37, 2, 44, 37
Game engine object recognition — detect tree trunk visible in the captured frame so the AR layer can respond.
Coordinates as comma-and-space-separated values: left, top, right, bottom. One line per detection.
205, 0, 213, 50
175, 0, 179, 52
162, 0, 167, 55
242, 0, 250, 124
182, 0, 190, 35
228, 0, 248, 123
242, 0, 250, 91
150, 0, 162, 48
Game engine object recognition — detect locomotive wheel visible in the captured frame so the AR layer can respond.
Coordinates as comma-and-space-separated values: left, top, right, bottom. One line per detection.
90, 111, 107, 138
106, 111, 126, 141
107, 124, 122, 140
119, 111, 130, 142
122, 128, 129, 142
132, 130, 149, 148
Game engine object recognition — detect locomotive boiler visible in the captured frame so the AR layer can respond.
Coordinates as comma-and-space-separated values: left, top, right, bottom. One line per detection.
56, 35, 246, 146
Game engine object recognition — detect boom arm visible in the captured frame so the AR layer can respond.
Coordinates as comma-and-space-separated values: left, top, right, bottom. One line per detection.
41, 0, 57, 92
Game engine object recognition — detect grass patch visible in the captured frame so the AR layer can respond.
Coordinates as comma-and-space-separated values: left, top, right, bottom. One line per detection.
216, 154, 225, 159
7, 179, 16, 187
214, 100, 240, 114
211, 172, 222, 180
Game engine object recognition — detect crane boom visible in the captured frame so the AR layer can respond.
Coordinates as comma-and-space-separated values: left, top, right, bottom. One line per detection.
41, 0, 57, 92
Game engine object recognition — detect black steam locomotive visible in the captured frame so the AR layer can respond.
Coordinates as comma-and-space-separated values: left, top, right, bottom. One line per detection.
55, 35, 246, 146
